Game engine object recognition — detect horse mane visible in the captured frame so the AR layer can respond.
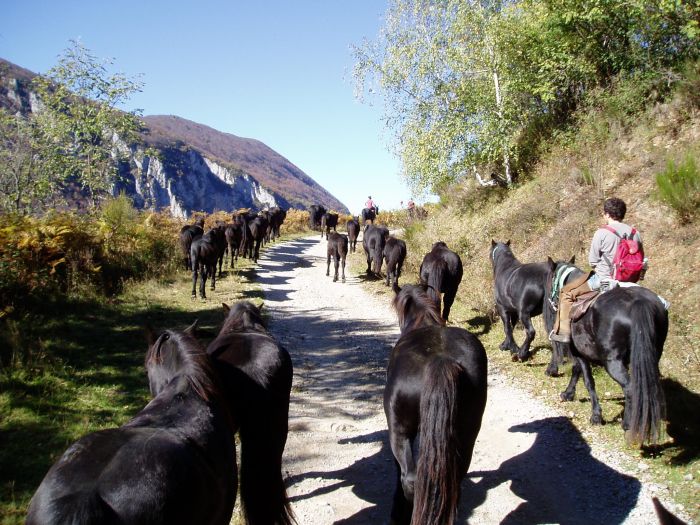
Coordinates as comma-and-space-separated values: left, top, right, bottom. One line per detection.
146, 329, 220, 403
393, 284, 445, 333
220, 301, 268, 335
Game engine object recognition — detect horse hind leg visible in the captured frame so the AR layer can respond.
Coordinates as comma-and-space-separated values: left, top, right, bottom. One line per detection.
333, 253, 340, 282
497, 306, 518, 354
341, 255, 346, 282
516, 313, 537, 362
605, 360, 631, 429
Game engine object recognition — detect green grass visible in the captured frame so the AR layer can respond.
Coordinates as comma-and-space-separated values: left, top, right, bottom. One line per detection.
0, 250, 265, 524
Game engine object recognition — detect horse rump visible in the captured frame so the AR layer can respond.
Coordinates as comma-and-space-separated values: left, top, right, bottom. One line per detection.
326, 232, 348, 282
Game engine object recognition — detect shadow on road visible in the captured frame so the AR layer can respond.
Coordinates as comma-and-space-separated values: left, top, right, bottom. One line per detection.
460, 416, 641, 525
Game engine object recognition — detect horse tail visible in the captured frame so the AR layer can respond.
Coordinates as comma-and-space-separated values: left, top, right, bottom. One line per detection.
425, 262, 444, 312
627, 299, 666, 445
413, 356, 465, 525
29, 491, 120, 525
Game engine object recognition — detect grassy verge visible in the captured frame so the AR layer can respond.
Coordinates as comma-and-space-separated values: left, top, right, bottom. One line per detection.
0, 239, 277, 523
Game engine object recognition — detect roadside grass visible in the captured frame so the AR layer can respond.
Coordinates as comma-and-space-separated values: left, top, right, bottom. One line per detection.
0, 244, 271, 524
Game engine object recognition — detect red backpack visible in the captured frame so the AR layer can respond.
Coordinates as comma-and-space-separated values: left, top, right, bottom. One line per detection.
603, 225, 645, 282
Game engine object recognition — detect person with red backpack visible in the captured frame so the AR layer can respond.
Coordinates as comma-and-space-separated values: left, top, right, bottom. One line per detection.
550, 197, 644, 343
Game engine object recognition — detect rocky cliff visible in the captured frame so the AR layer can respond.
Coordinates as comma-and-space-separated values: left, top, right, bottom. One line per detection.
0, 58, 349, 217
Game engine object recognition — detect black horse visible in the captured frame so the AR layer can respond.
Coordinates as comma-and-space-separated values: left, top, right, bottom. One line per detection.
309, 204, 327, 231
249, 215, 269, 263
225, 222, 242, 268
178, 218, 204, 270
268, 207, 287, 241
26, 324, 237, 525
385, 284, 487, 524
361, 207, 377, 225
419, 241, 463, 321
383, 236, 406, 288
346, 217, 360, 253
490, 240, 561, 370
206, 302, 295, 525
326, 231, 349, 282
191, 228, 223, 299
320, 212, 339, 239
362, 224, 389, 276
544, 258, 669, 445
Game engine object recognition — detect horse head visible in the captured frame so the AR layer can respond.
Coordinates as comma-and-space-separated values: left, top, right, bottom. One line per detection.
221, 301, 267, 334
489, 239, 512, 264
145, 321, 217, 402
393, 284, 445, 334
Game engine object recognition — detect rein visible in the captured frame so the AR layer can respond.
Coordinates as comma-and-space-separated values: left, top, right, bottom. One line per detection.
550, 264, 577, 306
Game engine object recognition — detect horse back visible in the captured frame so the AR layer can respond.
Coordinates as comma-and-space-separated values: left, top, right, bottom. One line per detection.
28, 389, 236, 525
495, 261, 548, 313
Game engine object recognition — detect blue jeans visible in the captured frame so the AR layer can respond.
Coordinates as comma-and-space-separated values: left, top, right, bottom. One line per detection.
587, 273, 602, 291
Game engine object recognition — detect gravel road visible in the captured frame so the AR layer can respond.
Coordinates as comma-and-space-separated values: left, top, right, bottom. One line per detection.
252, 233, 676, 525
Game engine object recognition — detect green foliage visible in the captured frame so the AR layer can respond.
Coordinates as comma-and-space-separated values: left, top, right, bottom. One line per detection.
14, 40, 143, 210
655, 153, 700, 223
353, 0, 699, 195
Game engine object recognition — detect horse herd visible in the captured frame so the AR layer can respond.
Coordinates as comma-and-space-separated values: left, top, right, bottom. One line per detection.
180, 207, 287, 298
26, 205, 674, 525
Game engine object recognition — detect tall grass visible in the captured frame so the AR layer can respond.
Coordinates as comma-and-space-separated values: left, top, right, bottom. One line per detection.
656, 153, 700, 223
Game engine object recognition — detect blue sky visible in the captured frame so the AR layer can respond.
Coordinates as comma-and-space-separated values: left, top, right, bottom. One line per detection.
1, 1, 424, 214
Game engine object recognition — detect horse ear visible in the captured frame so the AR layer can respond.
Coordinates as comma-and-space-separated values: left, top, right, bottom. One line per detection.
144, 324, 157, 346
491, 239, 496, 247
184, 319, 199, 336
569, 255, 576, 264
222, 303, 230, 313
506, 240, 511, 246
547, 257, 555, 270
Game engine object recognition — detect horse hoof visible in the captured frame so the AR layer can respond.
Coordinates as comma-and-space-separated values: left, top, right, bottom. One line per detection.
560, 392, 574, 402
590, 414, 603, 425
545, 366, 560, 377
333, 277, 338, 282
518, 351, 530, 362
499, 342, 510, 352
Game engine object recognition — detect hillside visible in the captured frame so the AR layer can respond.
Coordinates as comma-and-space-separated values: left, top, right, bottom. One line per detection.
142, 115, 347, 213
0, 58, 349, 216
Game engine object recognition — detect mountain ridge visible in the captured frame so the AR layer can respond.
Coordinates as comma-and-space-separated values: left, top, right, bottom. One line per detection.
0, 57, 349, 215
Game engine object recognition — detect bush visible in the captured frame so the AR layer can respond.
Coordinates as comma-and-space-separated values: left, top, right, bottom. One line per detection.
655, 153, 700, 223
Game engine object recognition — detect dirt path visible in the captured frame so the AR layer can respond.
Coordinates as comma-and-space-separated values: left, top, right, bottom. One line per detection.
253, 234, 667, 524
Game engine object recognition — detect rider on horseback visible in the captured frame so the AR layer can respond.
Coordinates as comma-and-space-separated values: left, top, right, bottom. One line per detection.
365, 196, 378, 215
549, 197, 643, 344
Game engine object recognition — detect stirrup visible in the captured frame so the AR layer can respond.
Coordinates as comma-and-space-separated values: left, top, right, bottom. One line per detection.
548, 330, 571, 344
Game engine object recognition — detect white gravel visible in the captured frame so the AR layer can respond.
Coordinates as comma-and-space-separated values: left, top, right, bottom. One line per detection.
252, 233, 682, 525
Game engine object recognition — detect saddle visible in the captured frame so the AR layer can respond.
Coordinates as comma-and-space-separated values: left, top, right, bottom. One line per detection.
570, 290, 600, 322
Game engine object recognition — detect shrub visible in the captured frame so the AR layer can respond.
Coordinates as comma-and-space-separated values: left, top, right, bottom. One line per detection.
655, 153, 700, 223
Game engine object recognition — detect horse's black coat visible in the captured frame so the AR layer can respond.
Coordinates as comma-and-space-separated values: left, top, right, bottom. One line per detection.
385, 285, 487, 524
419, 241, 463, 321
383, 236, 406, 288
248, 215, 269, 263
345, 217, 360, 253
268, 207, 287, 242
320, 212, 339, 239
326, 232, 349, 282
207, 302, 294, 525
225, 223, 242, 268
26, 326, 237, 525
361, 207, 377, 225
191, 228, 224, 298
308, 204, 327, 231
178, 220, 204, 270
544, 258, 668, 444
490, 240, 558, 369
362, 224, 389, 276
